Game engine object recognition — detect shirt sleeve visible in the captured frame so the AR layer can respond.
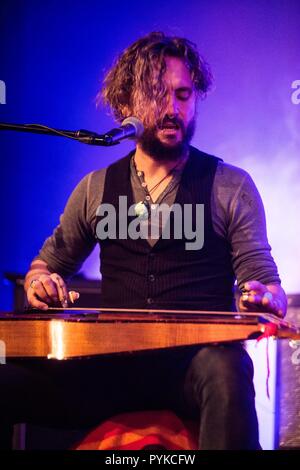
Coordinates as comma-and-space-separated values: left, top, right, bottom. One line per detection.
212, 162, 281, 290
35, 172, 100, 278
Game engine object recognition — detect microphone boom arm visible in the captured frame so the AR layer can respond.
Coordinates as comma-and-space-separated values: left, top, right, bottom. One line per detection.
0, 122, 120, 146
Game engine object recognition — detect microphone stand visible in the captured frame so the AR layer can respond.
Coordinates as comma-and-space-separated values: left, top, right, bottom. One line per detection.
0, 122, 120, 146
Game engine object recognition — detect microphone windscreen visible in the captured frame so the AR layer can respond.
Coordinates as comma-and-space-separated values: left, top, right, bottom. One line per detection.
122, 116, 144, 139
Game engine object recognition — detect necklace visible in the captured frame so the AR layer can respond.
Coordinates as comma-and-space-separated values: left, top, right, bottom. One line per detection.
135, 158, 182, 195
134, 158, 182, 219
148, 162, 181, 195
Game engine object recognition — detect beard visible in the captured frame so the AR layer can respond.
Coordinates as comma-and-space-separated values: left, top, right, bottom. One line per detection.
139, 116, 196, 162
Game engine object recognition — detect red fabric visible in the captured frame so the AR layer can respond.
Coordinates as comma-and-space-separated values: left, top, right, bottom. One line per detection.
74, 410, 198, 450
256, 322, 278, 399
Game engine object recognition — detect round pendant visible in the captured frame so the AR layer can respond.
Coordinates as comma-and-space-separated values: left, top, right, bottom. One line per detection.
134, 200, 149, 219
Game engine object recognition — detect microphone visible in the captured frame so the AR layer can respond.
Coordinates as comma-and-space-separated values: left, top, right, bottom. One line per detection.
103, 117, 144, 144
0, 118, 144, 147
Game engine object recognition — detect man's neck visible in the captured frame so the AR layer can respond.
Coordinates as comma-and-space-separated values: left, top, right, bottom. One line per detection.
134, 144, 189, 178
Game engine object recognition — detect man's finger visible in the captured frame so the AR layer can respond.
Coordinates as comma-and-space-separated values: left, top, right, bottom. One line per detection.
262, 294, 284, 317
241, 290, 265, 304
239, 298, 263, 312
29, 279, 52, 304
27, 290, 49, 310
50, 273, 69, 308
245, 293, 264, 304
38, 275, 59, 302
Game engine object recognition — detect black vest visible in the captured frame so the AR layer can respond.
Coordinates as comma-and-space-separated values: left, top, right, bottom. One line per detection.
96, 147, 236, 311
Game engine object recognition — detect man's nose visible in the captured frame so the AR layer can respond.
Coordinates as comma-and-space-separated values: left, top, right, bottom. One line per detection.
165, 94, 179, 117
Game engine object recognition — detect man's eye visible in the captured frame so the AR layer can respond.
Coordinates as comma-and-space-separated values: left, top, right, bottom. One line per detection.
176, 91, 191, 101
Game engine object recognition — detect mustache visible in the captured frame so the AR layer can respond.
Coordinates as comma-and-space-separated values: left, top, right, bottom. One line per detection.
158, 116, 184, 131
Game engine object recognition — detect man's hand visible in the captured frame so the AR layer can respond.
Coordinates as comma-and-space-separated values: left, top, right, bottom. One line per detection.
239, 280, 287, 318
26, 272, 79, 310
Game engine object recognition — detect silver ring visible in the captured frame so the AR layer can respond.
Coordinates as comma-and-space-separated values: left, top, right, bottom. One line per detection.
30, 279, 38, 290
263, 292, 273, 301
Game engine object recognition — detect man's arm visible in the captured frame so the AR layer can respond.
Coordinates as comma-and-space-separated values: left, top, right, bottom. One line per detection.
24, 172, 99, 309
214, 164, 287, 317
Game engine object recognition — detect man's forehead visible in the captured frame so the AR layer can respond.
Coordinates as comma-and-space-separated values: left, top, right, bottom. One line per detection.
162, 56, 193, 87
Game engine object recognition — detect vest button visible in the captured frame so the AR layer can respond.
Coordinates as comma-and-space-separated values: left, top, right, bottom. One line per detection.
149, 252, 155, 258
148, 274, 155, 282
146, 297, 154, 305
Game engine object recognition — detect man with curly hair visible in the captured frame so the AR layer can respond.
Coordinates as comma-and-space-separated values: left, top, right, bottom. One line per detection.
2, 32, 286, 449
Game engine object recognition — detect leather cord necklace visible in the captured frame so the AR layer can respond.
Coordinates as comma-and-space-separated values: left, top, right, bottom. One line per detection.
147, 160, 182, 196
134, 159, 182, 219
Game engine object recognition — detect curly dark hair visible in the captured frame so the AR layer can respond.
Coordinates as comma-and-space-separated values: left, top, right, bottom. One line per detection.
100, 32, 213, 127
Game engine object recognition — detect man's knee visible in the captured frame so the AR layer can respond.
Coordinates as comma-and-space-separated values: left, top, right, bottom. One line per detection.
185, 343, 254, 399
191, 343, 252, 373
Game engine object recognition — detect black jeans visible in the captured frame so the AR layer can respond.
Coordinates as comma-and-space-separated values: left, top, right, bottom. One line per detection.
0, 343, 259, 449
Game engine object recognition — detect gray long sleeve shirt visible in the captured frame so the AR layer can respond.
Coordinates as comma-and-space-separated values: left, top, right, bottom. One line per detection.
36, 155, 281, 290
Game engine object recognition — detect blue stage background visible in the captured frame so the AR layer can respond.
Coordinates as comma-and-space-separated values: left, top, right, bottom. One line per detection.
1, 0, 299, 310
